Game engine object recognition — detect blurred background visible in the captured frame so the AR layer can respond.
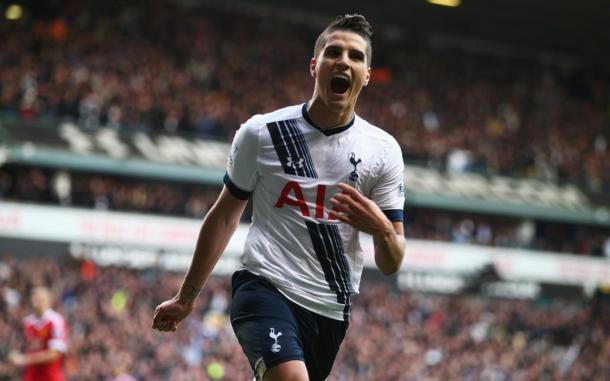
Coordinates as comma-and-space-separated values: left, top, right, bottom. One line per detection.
0, 0, 609, 380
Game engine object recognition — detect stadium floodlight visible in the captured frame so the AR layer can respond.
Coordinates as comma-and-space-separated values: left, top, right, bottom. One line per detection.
5, 4, 23, 20
427, 0, 461, 7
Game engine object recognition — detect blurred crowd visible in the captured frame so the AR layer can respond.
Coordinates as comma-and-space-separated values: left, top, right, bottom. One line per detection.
0, 1, 609, 192
0, 165, 217, 218
408, 208, 610, 257
1, 165, 609, 257
0, 257, 608, 381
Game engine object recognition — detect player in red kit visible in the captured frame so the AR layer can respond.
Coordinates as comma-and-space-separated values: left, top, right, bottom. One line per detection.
9, 286, 68, 381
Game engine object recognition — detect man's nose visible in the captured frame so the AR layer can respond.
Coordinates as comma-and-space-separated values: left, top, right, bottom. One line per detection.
336, 52, 349, 68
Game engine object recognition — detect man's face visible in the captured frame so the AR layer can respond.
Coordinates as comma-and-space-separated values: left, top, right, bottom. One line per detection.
31, 287, 51, 315
310, 30, 371, 112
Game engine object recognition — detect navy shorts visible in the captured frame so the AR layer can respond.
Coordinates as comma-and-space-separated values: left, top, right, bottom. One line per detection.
230, 270, 349, 381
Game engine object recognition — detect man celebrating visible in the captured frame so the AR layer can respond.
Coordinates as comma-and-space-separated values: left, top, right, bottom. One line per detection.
153, 14, 405, 381
10, 286, 68, 381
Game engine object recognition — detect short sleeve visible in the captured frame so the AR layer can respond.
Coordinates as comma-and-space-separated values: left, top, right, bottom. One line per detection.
224, 117, 261, 200
48, 314, 68, 352
370, 140, 405, 222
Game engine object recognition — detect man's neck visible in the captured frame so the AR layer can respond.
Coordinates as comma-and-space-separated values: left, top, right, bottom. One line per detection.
307, 98, 354, 130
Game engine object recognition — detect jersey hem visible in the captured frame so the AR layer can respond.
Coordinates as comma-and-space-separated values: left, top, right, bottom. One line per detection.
242, 268, 347, 321
274, 285, 346, 322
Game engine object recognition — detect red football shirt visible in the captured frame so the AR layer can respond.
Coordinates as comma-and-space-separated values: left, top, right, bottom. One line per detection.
22, 309, 67, 381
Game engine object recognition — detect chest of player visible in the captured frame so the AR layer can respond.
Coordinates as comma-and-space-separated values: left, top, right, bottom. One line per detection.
24, 321, 53, 351
258, 125, 380, 218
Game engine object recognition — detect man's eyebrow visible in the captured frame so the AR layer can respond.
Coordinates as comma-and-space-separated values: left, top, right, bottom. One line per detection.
324, 44, 365, 54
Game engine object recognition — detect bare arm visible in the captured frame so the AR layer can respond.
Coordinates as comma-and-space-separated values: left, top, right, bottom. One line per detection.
178, 186, 248, 302
152, 186, 248, 331
9, 349, 61, 367
371, 221, 405, 274
330, 183, 405, 275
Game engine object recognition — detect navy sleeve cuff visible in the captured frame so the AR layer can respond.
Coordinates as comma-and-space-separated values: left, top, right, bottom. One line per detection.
223, 173, 252, 200
382, 209, 404, 222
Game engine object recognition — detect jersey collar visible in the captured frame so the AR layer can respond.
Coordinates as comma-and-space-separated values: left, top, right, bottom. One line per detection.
301, 103, 355, 136
28, 309, 53, 326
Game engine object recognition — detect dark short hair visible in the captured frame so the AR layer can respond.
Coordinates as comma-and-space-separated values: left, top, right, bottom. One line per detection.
314, 14, 373, 66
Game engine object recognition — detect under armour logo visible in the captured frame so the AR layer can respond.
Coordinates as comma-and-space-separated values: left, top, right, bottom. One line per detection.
349, 153, 362, 182
269, 328, 282, 353
286, 156, 304, 170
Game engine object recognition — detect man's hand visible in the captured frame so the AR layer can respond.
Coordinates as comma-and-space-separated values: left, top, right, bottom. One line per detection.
152, 296, 194, 332
330, 182, 405, 274
8, 351, 25, 367
329, 183, 393, 236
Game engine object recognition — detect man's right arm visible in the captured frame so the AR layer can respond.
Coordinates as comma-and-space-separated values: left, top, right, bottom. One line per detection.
9, 349, 61, 367
152, 186, 247, 331
178, 185, 248, 302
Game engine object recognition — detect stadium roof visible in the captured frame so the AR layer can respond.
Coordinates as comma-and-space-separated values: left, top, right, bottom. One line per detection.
17, 0, 610, 68
207, 0, 610, 69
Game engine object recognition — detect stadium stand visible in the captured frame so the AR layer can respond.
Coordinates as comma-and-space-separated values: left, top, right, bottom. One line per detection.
1, 164, 608, 256
1, 1, 609, 191
0, 258, 608, 381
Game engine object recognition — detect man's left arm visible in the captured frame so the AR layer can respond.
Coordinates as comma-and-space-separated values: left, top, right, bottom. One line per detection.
9, 350, 61, 367
330, 183, 405, 274
372, 220, 405, 274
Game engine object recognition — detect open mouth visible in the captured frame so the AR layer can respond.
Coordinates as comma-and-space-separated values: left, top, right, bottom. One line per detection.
330, 77, 350, 95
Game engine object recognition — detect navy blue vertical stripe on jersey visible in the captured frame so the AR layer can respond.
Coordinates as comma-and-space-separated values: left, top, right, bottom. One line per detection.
306, 221, 341, 295
278, 120, 317, 178
319, 224, 353, 297
306, 221, 353, 321
267, 120, 317, 179
277, 120, 306, 177
318, 223, 353, 321
267, 122, 297, 176
325, 224, 354, 295
323, 225, 354, 320
342, 294, 351, 322
286, 119, 318, 178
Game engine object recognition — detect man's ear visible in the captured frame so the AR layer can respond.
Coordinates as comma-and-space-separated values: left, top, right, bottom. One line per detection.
310, 57, 317, 79
364, 67, 371, 86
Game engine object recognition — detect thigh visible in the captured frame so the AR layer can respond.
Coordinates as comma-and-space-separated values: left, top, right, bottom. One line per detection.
263, 360, 308, 381
230, 271, 306, 378
302, 314, 349, 381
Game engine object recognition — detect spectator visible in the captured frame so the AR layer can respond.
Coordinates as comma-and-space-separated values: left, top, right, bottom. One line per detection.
8, 286, 68, 381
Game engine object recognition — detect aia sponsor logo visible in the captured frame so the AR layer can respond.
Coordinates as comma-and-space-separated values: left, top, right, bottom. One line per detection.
275, 182, 340, 219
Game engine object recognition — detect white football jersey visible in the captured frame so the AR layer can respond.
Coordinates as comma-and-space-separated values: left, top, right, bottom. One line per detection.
225, 103, 405, 321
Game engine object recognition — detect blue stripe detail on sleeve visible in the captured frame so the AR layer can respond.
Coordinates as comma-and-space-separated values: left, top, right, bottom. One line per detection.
223, 173, 252, 200
383, 209, 404, 222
